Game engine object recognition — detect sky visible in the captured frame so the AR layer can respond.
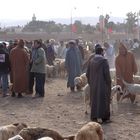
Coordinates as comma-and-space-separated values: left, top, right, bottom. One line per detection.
0, 0, 140, 26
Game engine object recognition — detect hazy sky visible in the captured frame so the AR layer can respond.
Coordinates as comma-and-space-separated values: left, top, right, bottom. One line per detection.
0, 0, 140, 20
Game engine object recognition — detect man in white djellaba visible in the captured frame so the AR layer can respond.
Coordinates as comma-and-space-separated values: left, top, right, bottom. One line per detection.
103, 42, 115, 68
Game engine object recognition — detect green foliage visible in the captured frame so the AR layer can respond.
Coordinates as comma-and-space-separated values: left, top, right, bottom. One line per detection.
125, 12, 138, 33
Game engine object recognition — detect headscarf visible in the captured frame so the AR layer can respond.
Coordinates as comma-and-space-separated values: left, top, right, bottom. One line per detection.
118, 42, 128, 55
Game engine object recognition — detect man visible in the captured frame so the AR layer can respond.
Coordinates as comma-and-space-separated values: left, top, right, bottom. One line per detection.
10, 39, 30, 98
86, 44, 111, 123
76, 39, 85, 61
30, 40, 46, 98
57, 41, 67, 59
0, 43, 10, 97
115, 42, 138, 103
65, 40, 82, 92
46, 39, 56, 65
104, 42, 115, 68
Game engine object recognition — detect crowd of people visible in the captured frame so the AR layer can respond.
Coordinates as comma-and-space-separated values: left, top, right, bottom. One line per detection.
0, 37, 139, 124
85, 41, 138, 123
0, 38, 86, 98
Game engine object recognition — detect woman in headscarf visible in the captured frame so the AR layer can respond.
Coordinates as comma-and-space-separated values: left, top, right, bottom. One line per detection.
115, 42, 138, 102
65, 40, 82, 92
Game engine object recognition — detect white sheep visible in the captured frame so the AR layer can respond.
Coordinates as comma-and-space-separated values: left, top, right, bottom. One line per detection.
109, 68, 116, 85
54, 59, 66, 78
83, 84, 123, 114
75, 122, 104, 140
45, 64, 55, 78
74, 73, 87, 91
59, 59, 66, 78
133, 75, 140, 84
123, 80, 140, 95
8, 135, 24, 140
0, 123, 27, 140
82, 84, 90, 114
37, 137, 54, 140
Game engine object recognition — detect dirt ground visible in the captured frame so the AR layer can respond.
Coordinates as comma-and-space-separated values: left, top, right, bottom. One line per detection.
0, 77, 140, 140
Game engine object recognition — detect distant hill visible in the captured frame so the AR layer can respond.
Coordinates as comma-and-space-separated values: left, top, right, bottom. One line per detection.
0, 16, 124, 27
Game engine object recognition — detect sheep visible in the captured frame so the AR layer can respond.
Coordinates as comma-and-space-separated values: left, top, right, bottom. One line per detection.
74, 73, 87, 91
82, 84, 90, 114
109, 68, 116, 80
0, 123, 27, 140
109, 69, 140, 84
38, 137, 54, 140
8, 135, 24, 140
83, 84, 123, 114
109, 68, 116, 85
19, 127, 74, 140
53, 58, 66, 78
121, 80, 140, 103
75, 122, 103, 140
122, 80, 140, 95
111, 85, 123, 98
45, 64, 55, 78
59, 59, 66, 78
133, 75, 140, 84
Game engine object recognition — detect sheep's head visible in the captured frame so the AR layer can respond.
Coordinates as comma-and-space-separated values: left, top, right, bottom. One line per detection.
75, 122, 103, 140
13, 123, 27, 132
74, 77, 82, 86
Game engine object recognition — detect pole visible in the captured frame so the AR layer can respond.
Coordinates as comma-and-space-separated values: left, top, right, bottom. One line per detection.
101, 7, 104, 44
137, 11, 140, 40
70, 7, 76, 38
71, 10, 73, 38
98, 6, 104, 44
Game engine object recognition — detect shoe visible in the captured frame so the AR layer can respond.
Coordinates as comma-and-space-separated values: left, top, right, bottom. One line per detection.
32, 94, 40, 99
11, 92, 16, 97
102, 119, 112, 124
27, 91, 33, 95
91, 118, 98, 122
39, 94, 44, 97
70, 87, 75, 92
17, 93, 23, 98
2, 94, 9, 97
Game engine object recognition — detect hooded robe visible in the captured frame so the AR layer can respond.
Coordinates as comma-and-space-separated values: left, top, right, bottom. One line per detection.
86, 55, 111, 120
115, 43, 138, 88
65, 46, 82, 88
10, 47, 29, 93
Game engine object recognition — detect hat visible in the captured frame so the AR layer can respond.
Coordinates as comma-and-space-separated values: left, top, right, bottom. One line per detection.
0, 43, 4, 48
2, 42, 6, 46
49, 39, 55, 43
94, 44, 104, 54
68, 40, 76, 45
94, 44, 103, 50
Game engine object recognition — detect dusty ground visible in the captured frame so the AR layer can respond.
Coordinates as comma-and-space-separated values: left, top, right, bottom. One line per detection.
0, 78, 140, 140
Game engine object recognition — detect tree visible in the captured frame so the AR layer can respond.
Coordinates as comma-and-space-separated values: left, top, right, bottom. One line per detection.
107, 21, 115, 31
84, 24, 95, 34
126, 12, 138, 34
104, 14, 110, 28
74, 20, 83, 34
